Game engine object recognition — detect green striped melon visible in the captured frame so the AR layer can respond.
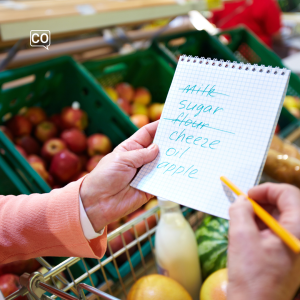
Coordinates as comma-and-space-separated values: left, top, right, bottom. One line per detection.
195, 215, 229, 280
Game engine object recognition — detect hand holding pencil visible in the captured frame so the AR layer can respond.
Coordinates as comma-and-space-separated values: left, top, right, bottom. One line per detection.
226, 182, 300, 300
221, 176, 300, 253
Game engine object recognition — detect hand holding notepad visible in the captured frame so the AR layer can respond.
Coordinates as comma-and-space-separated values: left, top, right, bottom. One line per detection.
131, 56, 290, 219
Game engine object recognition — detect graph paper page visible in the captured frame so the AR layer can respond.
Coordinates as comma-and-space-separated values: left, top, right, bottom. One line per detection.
131, 57, 290, 219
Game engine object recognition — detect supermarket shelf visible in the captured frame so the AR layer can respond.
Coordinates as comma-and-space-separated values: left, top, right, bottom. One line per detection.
0, 0, 207, 41
0, 20, 195, 69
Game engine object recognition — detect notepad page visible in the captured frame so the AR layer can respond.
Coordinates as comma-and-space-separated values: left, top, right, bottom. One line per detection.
131, 56, 290, 219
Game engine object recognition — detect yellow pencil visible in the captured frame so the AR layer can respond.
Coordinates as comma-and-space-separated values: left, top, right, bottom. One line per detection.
220, 176, 300, 254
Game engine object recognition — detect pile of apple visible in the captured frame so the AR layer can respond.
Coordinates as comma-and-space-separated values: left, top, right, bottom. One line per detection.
0, 106, 112, 188
104, 83, 164, 128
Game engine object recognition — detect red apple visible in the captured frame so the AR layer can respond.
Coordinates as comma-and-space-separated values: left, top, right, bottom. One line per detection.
47, 174, 54, 187
50, 149, 80, 183
0, 126, 13, 141
15, 136, 40, 155
107, 220, 121, 232
106, 230, 137, 265
86, 155, 104, 172
127, 209, 157, 237
78, 154, 88, 171
148, 103, 164, 121
30, 162, 53, 187
6, 115, 32, 137
27, 155, 46, 169
61, 129, 87, 154
115, 82, 134, 102
15, 146, 27, 158
117, 98, 132, 115
41, 138, 67, 161
71, 171, 88, 181
0, 274, 21, 297
25, 107, 46, 126
61, 107, 88, 130
133, 87, 151, 105
35, 121, 58, 143
87, 134, 112, 156
130, 114, 149, 128
49, 114, 63, 131
0, 259, 40, 276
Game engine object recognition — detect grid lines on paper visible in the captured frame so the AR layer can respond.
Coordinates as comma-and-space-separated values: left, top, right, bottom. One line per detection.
131, 57, 290, 219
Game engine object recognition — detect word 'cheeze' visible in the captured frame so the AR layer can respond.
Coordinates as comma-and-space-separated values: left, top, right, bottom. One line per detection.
169, 129, 220, 149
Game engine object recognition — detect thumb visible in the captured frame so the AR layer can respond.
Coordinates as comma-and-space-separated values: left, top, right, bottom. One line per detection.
229, 196, 259, 243
120, 143, 159, 169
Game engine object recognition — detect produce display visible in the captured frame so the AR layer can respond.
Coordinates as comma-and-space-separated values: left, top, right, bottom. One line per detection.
264, 135, 300, 187
103, 83, 164, 128
195, 215, 228, 280
284, 96, 300, 119
127, 274, 192, 300
200, 268, 228, 300
0, 104, 160, 272
0, 106, 112, 189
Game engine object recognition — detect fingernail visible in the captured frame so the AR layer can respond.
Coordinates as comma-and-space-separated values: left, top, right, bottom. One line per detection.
148, 143, 157, 150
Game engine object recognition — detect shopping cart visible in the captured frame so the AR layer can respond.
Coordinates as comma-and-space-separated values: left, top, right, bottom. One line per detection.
5, 206, 204, 300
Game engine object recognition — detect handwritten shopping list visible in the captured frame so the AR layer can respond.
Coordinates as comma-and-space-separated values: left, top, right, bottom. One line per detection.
131, 57, 290, 219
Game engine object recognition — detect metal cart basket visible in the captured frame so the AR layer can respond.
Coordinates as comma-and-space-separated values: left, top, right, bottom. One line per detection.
5, 206, 204, 300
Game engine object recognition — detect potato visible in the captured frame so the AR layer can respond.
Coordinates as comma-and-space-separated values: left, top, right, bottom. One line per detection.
270, 135, 284, 152
264, 149, 282, 175
282, 143, 300, 159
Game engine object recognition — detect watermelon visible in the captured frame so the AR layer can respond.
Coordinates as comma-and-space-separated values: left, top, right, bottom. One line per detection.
195, 215, 229, 280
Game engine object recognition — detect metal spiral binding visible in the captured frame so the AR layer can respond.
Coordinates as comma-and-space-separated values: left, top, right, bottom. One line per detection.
179, 55, 287, 75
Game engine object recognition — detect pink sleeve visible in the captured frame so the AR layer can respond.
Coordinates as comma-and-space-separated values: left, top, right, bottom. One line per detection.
0, 178, 107, 264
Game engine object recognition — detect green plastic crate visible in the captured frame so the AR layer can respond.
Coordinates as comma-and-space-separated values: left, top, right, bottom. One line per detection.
0, 131, 32, 195
152, 29, 238, 68
0, 56, 137, 195
83, 48, 175, 106
153, 28, 297, 133
277, 0, 300, 12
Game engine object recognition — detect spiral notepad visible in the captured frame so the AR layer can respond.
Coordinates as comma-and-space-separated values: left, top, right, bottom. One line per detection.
131, 56, 291, 219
